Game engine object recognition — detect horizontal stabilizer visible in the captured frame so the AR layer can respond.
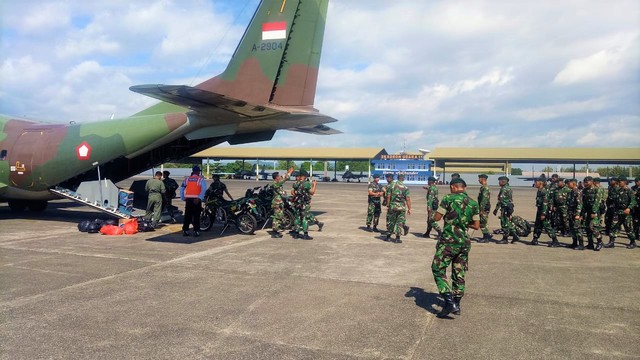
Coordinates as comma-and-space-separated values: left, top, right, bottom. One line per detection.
130, 84, 285, 118
288, 124, 342, 135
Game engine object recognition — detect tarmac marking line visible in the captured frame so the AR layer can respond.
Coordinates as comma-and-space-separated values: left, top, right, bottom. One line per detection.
406, 312, 436, 360
8, 265, 77, 276
0, 244, 162, 264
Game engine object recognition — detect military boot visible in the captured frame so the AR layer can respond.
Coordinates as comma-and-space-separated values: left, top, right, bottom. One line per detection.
317, 221, 324, 232
365, 225, 372, 232
271, 231, 283, 238
585, 236, 595, 250
435, 229, 443, 240
594, 238, 603, 251
384, 233, 391, 242
568, 236, 578, 249
476, 233, 490, 243
453, 296, 462, 315
576, 236, 585, 250
302, 232, 313, 240
395, 235, 402, 243
627, 241, 637, 249
548, 236, 561, 248
496, 235, 508, 244
437, 293, 460, 318
423, 225, 432, 238
372, 225, 379, 233
603, 237, 615, 248
511, 233, 520, 244
530, 231, 540, 245
403, 225, 410, 236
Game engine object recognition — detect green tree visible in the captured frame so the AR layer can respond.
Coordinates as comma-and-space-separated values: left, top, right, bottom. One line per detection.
542, 166, 554, 172
511, 168, 523, 175
336, 161, 370, 172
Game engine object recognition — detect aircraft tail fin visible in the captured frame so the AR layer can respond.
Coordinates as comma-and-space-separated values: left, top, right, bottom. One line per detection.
197, 0, 329, 107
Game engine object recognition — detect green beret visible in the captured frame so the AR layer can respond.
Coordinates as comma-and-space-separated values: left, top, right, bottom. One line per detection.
618, 177, 628, 182
593, 177, 600, 183
535, 177, 546, 182
584, 176, 593, 182
397, 173, 405, 179
385, 173, 394, 179
556, 176, 564, 181
428, 176, 437, 182
567, 178, 577, 183
450, 178, 466, 186
373, 174, 380, 179
551, 174, 558, 178
299, 170, 309, 177
451, 173, 460, 178
498, 176, 509, 181
478, 174, 488, 179
635, 176, 640, 182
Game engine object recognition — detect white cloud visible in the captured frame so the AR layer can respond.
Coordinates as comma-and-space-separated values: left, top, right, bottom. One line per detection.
516, 98, 610, 122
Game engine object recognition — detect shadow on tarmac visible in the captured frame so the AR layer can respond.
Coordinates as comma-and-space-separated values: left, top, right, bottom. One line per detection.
405, 287, 441, 315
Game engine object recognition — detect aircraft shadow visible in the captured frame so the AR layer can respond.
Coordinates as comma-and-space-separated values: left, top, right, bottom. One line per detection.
145, 225, 257, 244
404, 287, 442, 316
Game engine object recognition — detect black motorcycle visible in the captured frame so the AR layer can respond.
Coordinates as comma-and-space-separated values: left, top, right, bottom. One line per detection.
199, 196, 257, 235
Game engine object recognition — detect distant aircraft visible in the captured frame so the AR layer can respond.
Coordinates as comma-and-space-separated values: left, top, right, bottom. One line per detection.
0, 0, 339, 212
342, 170, 368, 182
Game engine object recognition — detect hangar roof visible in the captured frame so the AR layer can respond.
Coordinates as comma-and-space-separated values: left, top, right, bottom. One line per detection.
429, 148, 640, 165
192, 147, 387, 161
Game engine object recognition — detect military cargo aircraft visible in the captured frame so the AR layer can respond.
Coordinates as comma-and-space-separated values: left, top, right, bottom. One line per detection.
0, 0, 338, 212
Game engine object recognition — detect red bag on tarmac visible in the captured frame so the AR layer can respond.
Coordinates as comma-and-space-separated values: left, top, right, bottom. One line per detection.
123, 218, 138, 235
99, 224, 124, 236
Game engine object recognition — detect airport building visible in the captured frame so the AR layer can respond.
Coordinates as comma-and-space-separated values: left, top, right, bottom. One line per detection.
371, 153, 435, 184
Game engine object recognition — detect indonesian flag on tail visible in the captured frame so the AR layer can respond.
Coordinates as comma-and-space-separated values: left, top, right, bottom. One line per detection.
262, 21, 287, 40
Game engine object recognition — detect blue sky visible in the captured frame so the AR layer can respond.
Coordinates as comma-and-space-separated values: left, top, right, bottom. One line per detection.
1, 0, 639, 153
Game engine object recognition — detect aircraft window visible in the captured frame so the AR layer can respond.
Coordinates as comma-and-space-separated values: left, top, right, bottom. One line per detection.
0, 150, 6, 160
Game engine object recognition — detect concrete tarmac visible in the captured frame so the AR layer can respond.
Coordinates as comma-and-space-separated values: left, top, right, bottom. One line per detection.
1, 179, 639, 359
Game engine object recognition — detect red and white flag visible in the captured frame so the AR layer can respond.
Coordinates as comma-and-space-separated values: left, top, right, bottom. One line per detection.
262, 22, 286, 40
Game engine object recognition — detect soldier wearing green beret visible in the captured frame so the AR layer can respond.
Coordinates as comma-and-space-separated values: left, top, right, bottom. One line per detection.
582, 176, 604, 251
604, 177, 618, 236
366, 174, 383, 232
422, 176, 442, 239
632, 176, 640, 241
530, 177, 560, 247
566, 179, 584, 249
552, 177, 570, 237
493, 176, 516, 244
476, 174, 492, 243
385, 173, 411, 243
604, 177, 637, 249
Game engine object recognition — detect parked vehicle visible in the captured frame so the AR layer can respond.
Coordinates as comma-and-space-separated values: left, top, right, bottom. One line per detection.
200, 195, 257, 235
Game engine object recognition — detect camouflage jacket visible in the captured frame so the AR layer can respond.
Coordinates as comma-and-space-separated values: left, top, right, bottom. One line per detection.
553, 186, 570, 208
437, 191, 480, 244
495, 184, 513, 210
582, 187, 600, 215
206, 180, 228, 200
270, 173, 290, 204
425, 184, 438, 208
389, 181, 410, 211
567, 188, 582, 214
613, 187, 637, 214
368, 182, 383, 204
382, 180, 394, 206
535, 187, 550, 214
292, 180, 312, 205
606, 186, 618, 207
477, 184, 490, 212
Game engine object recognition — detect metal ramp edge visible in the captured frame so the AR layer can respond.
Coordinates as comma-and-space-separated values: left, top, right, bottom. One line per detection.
50, 186, 132, 219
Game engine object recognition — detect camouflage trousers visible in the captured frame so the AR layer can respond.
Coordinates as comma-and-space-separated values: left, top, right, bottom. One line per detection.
426, 209, 441, 232
568, 212, 582, 240
634, 211, 640, 241
584, 211, 602, 243
604, 207, 615, 234
366, 202, 381, 227
432, 240, 471, 297
387, 208, 406, 236
555, 206, 570, 234
271, 199, 285, 232
499, 210, 515, 236
610, 213, 636, 241
533, 209, 556, 239
479, 210, 489, 235
293, 203, 310, 233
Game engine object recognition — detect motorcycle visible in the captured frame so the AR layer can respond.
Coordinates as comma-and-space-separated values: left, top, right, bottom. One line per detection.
244, 185, 295, 230
199, 195, 258, 235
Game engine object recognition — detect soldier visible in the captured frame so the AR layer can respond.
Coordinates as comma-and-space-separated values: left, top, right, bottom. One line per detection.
205, 174, 234, 202
552, 177, 570, 237
366, 174, 384, 232
162, 170, 179, 219
566, 179, 584, 250
493, 176, 516, 244
431, 178, 480, 318
291, 170, 317, 240
422, 176, 442, 238
604, 177, 618, 236
269, 167, 294, 238
382, 173, 395, 234
581, 176, 603, 251
476, 174, 492, 243
633, 176, 640, 241
385, 173, 411, 243
604, 177, 637, 249
547, 174, 560, 232
530, 177, 560, 247
144, 171, 166, 228
180, 166, 207, 237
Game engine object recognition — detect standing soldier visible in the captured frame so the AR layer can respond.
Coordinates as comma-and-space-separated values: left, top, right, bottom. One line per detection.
385, 173, 411, 243
162, 170, 179, 220
530, 177, 560, 247
366, 174, 384, 232
476, 174, 492, 243
291, 170, 317, 240
493, 176, 516, 244
144, 171, 166, 228
383, 173, 395, 234
180, 166, 207, 237
547, 174, 560, 230
566, 179, 584, 250
552, 177, 570, 237
604, 177, 637, 249
603, 177, 617, 236
582, 176, 603, 251
632, 176, 640, 241
422, 176, 442, 238
269, 167, 294, 238
431, 178, 480, 318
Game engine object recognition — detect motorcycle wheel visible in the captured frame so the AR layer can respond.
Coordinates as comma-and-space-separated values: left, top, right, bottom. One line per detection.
236, 213, 257, 235
199, 210, 214, 231
282, 209, 295, 230
215, 207, 228, 224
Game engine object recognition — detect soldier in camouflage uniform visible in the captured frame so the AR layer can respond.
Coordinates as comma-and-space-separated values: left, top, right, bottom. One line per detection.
493, 176, 516, 244
604, 177, 618, 236
476, 174, 492, 243
385, 173, 411, 243
530, 177, 560, 247
431, 178, 480, 318
594, 178, 607, 237
291, 170, 317, 240
145, 171, 166, 228
269, 167, 294, 238
632, 176, 640, 241
604, 177, 637, 249
366, 174, 383, 232
582, 176, 604, 251
552, 177, 570, 237
422, 176, 442, 238
566, 179, 584, 250
383, 173, 395, 234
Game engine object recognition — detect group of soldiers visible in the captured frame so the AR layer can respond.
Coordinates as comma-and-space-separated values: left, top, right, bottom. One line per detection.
269, 168, 323, 240
484, 173, 639, 250
366, 173, 412, 243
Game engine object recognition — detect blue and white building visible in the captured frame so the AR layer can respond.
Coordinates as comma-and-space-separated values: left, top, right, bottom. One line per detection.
371, 152, 435, 185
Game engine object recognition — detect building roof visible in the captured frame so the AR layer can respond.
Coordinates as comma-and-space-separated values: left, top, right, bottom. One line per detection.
429, 148, 640, 165
192, 147, 387, 161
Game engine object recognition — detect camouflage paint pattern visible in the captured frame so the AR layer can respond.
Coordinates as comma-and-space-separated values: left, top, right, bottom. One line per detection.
388, 180, 410, 236
533, 187, 556, 239
477, 184, 491, 235
610, 186, 637, 241
270, 173, 290, 232
425, 184, 441, 233
366, 181, 382, 227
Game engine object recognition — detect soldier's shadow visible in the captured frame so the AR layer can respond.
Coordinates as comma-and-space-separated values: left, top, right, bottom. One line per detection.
405, 287, 440, 315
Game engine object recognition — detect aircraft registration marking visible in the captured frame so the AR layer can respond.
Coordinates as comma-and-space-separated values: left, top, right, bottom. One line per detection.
251, 42, 283, 52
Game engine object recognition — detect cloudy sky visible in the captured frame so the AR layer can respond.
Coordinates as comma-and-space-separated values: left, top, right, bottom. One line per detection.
1, 0, 639, 153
